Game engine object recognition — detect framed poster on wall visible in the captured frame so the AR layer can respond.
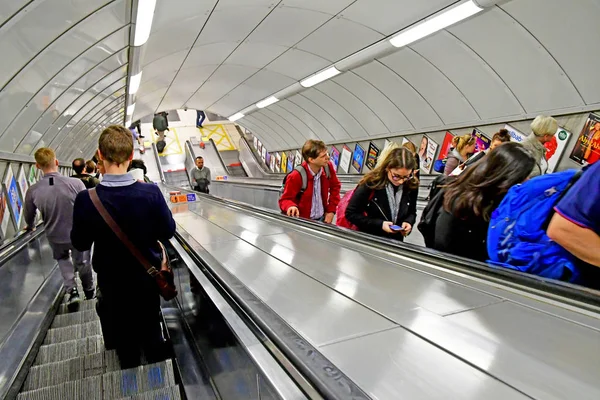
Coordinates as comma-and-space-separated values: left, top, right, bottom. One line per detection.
472, 128, 491, 153
339, 145, 352, 174
281, 152, 288, 174
570, 113, 600, 166
547, 127, 571, 172
352, 144, 365, 173
287, 152, 294, 172
28, 165, 37, 186
438, 132, 454, 161
4, 168, 22, 228
275, 153, 281, 173
253, 136, 258, 150
418, 135, 438, 174
330, 146, 340, 171
261, 146, 267, 162
295, 150, 302, 167
17, 165, 29, 200
366, 142, 379, 170
269, 153, 275, 172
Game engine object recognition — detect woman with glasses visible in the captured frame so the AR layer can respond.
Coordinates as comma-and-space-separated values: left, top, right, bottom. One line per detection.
345, 147, 419, 240
433, 142, 535, 262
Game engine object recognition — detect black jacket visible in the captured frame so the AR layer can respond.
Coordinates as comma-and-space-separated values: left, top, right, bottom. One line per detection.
346, 183, 418, 240
433, 207, 489, 262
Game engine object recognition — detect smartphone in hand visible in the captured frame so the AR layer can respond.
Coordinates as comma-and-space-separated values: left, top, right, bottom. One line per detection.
390, 225, 405, 232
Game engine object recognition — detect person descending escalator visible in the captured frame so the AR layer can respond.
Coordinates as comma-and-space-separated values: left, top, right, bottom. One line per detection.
71, 157, 100, 188
71, 125, 176, 369
24, 148, 95, 310
341, 147, 419, 241
153, 112, 168, 153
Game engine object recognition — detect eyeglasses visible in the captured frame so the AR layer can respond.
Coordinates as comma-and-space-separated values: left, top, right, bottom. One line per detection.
389, 171, 413, 181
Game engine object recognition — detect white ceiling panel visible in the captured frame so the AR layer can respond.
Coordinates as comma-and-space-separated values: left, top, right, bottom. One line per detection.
269, 103, 318, 140
251, 112, 296, 148
243, 114, 287, 149
261, 108, 311, 144
186, 65, 260, 109
215, 0, 275, 10
353, 62, 442, 129
265, 49, 330, 80
301, 90, 367, 138
333, 72, 413, 133
286, 94, 348, 142
501, 0, 600, 104
380, 48, 479, 124
296, 17, 383, 61
151, 0, 216, 32
242, 69, 296, 94
411, 32, 524, 119
0, 0, 29, 26
238, 118, 277, 150
141, 50, 188, 82
195, 5, 272, 47
340, 0, 457, 35
157, 66, 222, 113
280, 0, 355, 15
143, 14, 206, 66
226, 42, 288, 69
248, 6, 332, 47
317, 80, 388, 135
448, 7, 584, 113
278, 99, 337, 143
185, 42, 240, 69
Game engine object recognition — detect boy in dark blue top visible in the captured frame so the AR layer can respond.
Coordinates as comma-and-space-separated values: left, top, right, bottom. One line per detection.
548, 161, 600, 287
71, 125, 176, 368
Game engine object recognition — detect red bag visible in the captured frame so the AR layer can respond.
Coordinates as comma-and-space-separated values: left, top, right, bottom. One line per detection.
335, 189, 359, 230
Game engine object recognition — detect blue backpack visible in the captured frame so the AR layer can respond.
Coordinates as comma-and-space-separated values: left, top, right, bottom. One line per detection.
487, 169, 584, 283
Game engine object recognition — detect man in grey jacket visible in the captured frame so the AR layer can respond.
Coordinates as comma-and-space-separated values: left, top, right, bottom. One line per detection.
521, 115, 558, 178
24, 148, 94, 309
191, 156, 211, 193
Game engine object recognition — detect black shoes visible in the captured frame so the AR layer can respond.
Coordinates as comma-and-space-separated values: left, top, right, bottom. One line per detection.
84, 289, 95, 300
67, 288, 81, 312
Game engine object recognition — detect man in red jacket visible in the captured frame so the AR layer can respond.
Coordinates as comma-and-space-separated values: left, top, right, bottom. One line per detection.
279, 140, 341, 223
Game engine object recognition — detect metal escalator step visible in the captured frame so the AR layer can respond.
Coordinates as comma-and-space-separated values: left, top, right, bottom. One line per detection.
43, 321, 102, 345
114, 385, 181, 400
51, 309, 98, 329
22, 351, 120, 391
102, 360, 176, 399
17, 376, 103, 400
34, 336, 104, 365
58, 299, 96, 315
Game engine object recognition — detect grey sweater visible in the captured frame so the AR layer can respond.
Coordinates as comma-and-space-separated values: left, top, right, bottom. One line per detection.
24, 172, 85, 243
191, 166, 211, 187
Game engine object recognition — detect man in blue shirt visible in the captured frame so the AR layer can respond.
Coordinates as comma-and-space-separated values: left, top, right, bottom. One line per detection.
71, 125, 176, 368
548, 161, 600, 285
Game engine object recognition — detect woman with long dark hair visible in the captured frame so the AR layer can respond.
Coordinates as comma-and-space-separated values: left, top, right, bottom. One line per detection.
346, 148, 419, 240
433, 143, 535, 261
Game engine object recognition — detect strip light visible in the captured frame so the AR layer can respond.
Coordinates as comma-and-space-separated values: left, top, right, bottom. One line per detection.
228, 113, 244, 122
389, 0, 483, 48
300, 66, 341, 88
127, 103, 135, 116
256, 96, 279, 109
129, 71, 143, 95
134, 0, 157, 46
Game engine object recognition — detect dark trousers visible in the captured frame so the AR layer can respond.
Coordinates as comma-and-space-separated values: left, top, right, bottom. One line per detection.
196, 110, 205, 127
194, 185, 209, 194
96, 280, 166, 369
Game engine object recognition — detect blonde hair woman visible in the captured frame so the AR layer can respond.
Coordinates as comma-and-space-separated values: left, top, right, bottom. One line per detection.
444, 134, 477, 175
521, 115, 558, 177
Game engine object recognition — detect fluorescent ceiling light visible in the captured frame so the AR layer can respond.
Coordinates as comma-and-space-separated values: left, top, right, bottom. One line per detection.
129, 71, 143, 95
389, 0, 483, 48
127, 103, 135, 116
133, 0, 157, 46
300, 66, 341, 88
229, 112, 244, 122
256, 96, 279, 109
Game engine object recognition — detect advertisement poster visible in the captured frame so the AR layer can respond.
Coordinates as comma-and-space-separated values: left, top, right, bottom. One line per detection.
287, 152, 294, 172
0, 189, 8, 239
4, 168, 22, 228
28, 165, 37, 186
352, 144, 365, 173
269, 153, 275, 172
261, 146, 267, 162
504, 124, 527, 143
438, 132, 455, 161
265, 152, 271, 168
17, 165, 28, 200
295, 150, 302, 167
547, 127, 572, 173
281, 152, 288, 174
418, 135, 438, 174
257, 140, 263, 153
366, 142, 380, 170
330, 146, 340, 171
570, 113, 600, 165
275, 153, 281, 173
339, 145, 352, 174
253, 136, 258, 150
472, 128, 491, 153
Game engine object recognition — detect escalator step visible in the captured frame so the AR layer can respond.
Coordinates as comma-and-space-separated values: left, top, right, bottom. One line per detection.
57, 299, 96, 315
17, 376, 103, 400
114, 385, 181, 400
102, 360, 176, 399
51, 309, 98, 329
22, 351, 120, 391
34, 336, 105, 365
43, 321, 102, 345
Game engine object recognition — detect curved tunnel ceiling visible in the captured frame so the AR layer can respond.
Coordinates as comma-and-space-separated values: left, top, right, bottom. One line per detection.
1, 0, 599, 161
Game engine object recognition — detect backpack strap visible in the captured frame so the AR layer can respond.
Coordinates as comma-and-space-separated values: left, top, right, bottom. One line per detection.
324, 163, 331, 179
294, 165, 308, 192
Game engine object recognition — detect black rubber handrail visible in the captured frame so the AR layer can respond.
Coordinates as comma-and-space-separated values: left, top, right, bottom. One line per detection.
167, 184, 600, 310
